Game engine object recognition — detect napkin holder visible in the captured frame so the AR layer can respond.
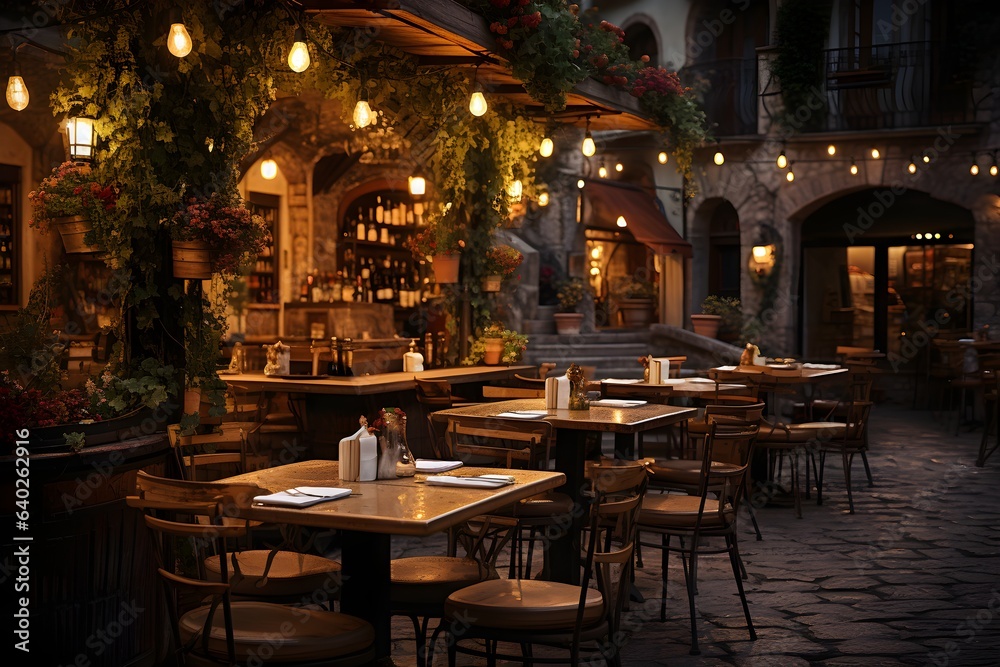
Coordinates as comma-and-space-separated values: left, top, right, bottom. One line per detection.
338, 419, 378, 482
544, 376, 570, 410
263, 341, 291, 376
403, 340, 424, 372
649, 357, 670, 384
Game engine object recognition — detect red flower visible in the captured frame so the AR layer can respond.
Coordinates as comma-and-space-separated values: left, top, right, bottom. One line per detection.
521, 11, 541, 28
507, 16, 520, 28
489, 0, 510, 6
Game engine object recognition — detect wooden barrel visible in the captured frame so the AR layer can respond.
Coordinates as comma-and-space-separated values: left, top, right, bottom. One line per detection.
53, 215, 101, 254
171, 240, 213, 279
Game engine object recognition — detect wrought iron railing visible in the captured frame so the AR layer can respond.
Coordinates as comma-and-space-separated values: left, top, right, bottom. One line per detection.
682, 58, 759, 137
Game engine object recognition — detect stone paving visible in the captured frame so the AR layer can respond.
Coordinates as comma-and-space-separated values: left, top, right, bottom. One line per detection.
376, 404, 1000, 666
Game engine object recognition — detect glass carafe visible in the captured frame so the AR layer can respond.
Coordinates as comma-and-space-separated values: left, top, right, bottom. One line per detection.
376, 408, 416, 478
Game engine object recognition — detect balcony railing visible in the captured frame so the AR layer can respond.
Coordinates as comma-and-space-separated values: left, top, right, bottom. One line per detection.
682, 58, 759, 137
821, 40, 979, 131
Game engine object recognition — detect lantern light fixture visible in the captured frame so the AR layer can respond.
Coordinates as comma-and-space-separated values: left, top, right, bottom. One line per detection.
166, 8, 193, 58
66, 116, 97, 162
6, 59, 28, 111
581, 116, 596, 157
260, 158, 278, 180
749, 244, 776, 277
539, 136, 554, 158
468, 82, 488, 117
287, 27, 310, 73
907, 159, 917, 175
408, 167, 427, 197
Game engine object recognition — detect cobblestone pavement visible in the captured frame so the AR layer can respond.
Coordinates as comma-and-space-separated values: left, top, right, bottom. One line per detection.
379, 404, 1000, 665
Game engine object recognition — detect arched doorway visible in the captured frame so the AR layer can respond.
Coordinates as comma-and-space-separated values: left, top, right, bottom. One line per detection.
799, 188, 975, 362
708, 200, 741, 300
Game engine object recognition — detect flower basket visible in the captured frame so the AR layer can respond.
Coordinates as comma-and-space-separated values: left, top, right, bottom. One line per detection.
53, 215, 101, 254
172, 239, 213, 280
482, 275, 502, 292
432, 254, 461, 284
483, 338, 504, 365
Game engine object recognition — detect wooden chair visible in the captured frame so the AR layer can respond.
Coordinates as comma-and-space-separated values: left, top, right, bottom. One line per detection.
414, 378, 476, 458
637, 424, 759, 655
137, 491, 374, 666
812, 400, 875, 514
443, 461, 646, 666
482, 385, 545, 399
128, 471, 343, 604
167, 422, 266, 481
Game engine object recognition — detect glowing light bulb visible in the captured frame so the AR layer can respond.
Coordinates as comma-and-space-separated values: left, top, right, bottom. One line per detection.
615, 162, 623, 172
353, 100, 373, 128
507, 179, 523, 199
287, 28, 310, 72
6, 74, 28, 111
970, 163, 980, 176
167, 22, 193, 58
934, 233, 941, 239
469, 86, 487, 117
577, 179, 585, 189
907, 161, 917, 174
260, 159, 278, 180
785, 168, 795, 182
827, 144, 837, 156
590, 247, 601, 259
590, 266, 600, 276
870, 147, 880, 159
616, 215, 627, 228
776, 151, 787, 169
581, 132, 596, 157
850, 161, 859, 175
752, 246, 769, 260
598, 165, 608, 178
923, 154, 931, 163
991, 164, 999, 177
408, 173, 426, 197
537, 192, 549, 207
539, 137, 554, 158
713, 151, 724, 165
916, 233, 923, 240
657, 151, 668, 164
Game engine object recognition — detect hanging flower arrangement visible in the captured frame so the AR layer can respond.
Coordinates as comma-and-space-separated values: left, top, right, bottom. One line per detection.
28, 161, 117, 234
483, 244, 523, 278
171, 192, 271, 275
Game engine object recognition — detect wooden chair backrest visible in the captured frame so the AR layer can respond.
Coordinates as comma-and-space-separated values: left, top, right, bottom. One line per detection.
482, 385, 546, 399
414, 378, 455, 407
446, 417, 552, 469
133, 469, 265, 512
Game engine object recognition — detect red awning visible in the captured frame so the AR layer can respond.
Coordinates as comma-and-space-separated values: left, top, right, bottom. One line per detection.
583, 180, 692, 257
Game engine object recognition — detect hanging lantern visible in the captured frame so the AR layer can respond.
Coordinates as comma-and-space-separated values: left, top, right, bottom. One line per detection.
287, 27, 310, 72
66, 116, 97, 162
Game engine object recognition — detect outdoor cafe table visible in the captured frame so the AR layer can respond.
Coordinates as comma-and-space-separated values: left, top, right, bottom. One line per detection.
601, 377, 748, 400
709, 364, 850, 417
220, 460, 565, 661
430, 398, 696, 585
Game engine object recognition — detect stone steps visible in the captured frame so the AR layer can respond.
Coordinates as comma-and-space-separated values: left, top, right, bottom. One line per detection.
523, 328, 652, 378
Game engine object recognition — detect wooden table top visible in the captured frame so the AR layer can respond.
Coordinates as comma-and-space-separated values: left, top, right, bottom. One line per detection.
432, 398, 695, 434
710, 365, 849, 383
602, 378, 747, 398
221, 460, 565, 535
222, 365, 535, 395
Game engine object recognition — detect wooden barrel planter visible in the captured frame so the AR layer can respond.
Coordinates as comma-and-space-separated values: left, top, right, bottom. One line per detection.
53, 215, 101, 254
431, 254, 460, 284
171, 239, 213, 279
482, 275, 502, 292
2, 429, 171, 666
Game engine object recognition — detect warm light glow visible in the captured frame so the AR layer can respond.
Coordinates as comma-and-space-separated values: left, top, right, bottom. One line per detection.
537, 192, 549, 206
260, 159, 278, 180
750, 244, 776, 276
577, 179, 585, 189
205, 138, 214, 152
539, 137, 554, 158
752, 245, 769, 260
870, 147, 880, 159
827, 144, 837, 156
590, 266, 601, 276
776, 151, 787, 169
408, 173, 426, 197
657, 151, 668, 164
6, 75, 28, 111
616, 215, 627, 228
916, 233, 923, 240
66, 116, 96, 161
970, 163, 980, 176
598, 165, 608, 178
934, 233, 941, 239
615, 162, 623, 172
167, 23, 193, 58
713, 151, 724, 165
507, 179, 523, 199
850, 161, 859, 175
287, 29, 310, 72
582, 132, 596, 157
991, 164, 999, 177
469, 89, 488, 117
907, 161, 917, 174
353, 100, 373, 128
590, 247, 601, 259
785, 169, 795, 182
922, 154, 931, 163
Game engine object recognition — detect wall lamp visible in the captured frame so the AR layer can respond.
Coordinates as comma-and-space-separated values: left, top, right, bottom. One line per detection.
66, 116, 97, 162
749, 243, 776, 277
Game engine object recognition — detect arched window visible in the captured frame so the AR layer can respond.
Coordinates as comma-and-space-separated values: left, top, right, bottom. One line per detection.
623, 21, 659, 68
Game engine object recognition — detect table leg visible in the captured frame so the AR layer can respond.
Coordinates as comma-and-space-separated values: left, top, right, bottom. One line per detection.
341, 530, 392, 660
549, 429, 599, 585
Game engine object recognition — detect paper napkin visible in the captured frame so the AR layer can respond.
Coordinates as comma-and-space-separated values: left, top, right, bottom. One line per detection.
545, 376, 570, 409
415, 459, 464, 473
425, 475, 515, 489
253, 487, 351, 508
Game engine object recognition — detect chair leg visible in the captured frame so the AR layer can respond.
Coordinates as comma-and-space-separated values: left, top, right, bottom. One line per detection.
681, 538, 700, 655
844, 450, 856, 514
791, 450, 802, 519
744, 486, 763, 541
412, 615, 429, 667
427, 622, 446, 667
660, 533, 669, 622
816, 451, 826, 506
727, 534, 756, 641
732, 529, 747, 580
860, 451, 874, 487
447, 633, 457, 667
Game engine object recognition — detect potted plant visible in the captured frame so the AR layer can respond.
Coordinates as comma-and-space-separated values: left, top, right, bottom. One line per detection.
170, 192, 271, 279
554, 277, 589, 335
700, 295, 743, 342
482, 244, 523, 292
28, 161, 116, 254
462, 323, 528, 366
404, 217, 467, 284
613, 277, 657, 328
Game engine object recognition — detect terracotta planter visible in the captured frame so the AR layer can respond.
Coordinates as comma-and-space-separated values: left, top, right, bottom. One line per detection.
482, 275, 502, 292
431, 254, 460, 283
183, 387, 202, 415
483, 338, 504, 365
619, 298, 655, 328
53, 215, 100, 254
554, 312, 584, 336
172, 239, 213, 279
691, 313, 722, 338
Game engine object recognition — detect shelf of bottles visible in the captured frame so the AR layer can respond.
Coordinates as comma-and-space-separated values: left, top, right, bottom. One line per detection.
247, 192, 279, 304
0, 168, 19, 306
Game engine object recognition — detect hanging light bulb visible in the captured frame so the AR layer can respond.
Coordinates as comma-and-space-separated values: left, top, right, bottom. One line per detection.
408, 167, 427, 197
598, 163, 608, 178
785, 164, 795, 182
827, 144, 837, 156
991, 163, 998, 177
260, 158, 278, 180
577, 179, 585, 189
287, 27, 310, 72
468, 82, 487, 117
537, 192, 549, 207
776, 150, 787, 169
6, 63, 28, 111
907, 159, 917, 175
353, 99, 373, 128
507, 179, 523, 199
850, 159, 859, 176
166, 9, 193, 58
615, 162, 623, 172
922, 154, 931, 163
581, 116, 596, 157
970, 161, 980, 176
539, 136, 554, 158
870, 147, 880, 159
657, 151, 668, 164
616, 215, 627, 228
713, 151, 725, 165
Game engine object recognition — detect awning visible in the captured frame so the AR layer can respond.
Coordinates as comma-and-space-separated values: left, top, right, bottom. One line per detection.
583, 180, 692, 257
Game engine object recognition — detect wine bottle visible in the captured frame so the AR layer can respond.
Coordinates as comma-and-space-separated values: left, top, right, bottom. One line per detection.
375, 196, 384, 224
356, 207, 365, 240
